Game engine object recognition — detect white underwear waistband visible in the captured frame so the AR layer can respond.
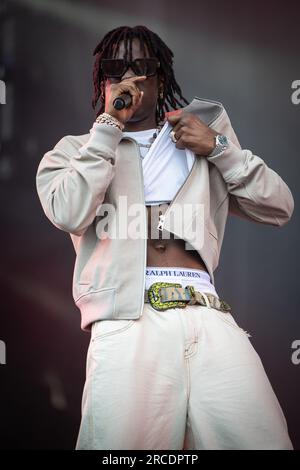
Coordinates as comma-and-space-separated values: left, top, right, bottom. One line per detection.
145, 266, 219, 298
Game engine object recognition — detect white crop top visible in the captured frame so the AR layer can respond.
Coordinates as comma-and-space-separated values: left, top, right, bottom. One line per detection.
123, 122, 195, 205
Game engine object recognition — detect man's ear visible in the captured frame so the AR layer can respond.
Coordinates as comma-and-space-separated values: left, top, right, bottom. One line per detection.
157, 71, 164, 88
100, 80, 106, 103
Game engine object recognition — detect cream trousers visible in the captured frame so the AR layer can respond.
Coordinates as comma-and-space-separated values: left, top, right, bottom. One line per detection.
76, 303, 293, 450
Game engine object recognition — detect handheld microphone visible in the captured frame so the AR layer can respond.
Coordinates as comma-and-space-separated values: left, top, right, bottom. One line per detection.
113, 93, 132, 110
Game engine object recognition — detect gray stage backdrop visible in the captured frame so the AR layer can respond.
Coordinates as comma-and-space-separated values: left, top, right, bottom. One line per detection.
0, 0, 299, 449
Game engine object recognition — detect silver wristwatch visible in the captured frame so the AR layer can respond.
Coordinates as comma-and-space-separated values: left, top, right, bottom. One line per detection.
209, 134, 229, 157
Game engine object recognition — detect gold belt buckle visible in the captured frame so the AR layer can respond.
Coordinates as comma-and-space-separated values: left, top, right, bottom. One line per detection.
147, 282, 187, 311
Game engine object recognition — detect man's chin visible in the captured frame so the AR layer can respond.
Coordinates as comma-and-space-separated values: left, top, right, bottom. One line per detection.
128, 112, 144, 123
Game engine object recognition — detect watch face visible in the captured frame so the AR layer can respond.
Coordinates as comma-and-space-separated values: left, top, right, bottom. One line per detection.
218, 135, 228, 146
209, 134, 229, 157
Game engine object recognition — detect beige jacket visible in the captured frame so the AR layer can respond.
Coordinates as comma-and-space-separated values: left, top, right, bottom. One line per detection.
36, 98, 294, 330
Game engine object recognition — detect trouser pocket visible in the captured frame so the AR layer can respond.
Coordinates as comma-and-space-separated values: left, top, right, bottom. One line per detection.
214, 310, 251, 337
91, 319, 135, 341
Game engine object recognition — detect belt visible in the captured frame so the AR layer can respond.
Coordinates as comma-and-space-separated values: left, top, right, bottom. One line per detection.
144, 282, 231, 313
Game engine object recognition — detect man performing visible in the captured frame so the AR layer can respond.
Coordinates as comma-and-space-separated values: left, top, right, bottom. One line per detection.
36, 25, 294, 450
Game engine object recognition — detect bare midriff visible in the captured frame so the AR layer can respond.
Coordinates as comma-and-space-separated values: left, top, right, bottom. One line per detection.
146, 204, 208, 274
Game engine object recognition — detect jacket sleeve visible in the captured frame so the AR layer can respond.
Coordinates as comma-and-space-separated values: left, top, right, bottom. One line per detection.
207, 107, 294, 226
36, 122, 123, 236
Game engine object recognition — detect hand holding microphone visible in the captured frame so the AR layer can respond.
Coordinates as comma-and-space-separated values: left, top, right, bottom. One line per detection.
105, 76, 146, 125
113, 93, 132, 110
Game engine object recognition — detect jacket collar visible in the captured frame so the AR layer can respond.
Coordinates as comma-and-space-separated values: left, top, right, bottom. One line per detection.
181, 96, 224, 125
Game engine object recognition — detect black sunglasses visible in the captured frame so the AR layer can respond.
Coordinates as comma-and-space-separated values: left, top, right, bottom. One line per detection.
101, 57, 160, 78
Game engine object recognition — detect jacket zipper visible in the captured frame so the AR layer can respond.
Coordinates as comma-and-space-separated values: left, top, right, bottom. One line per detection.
125, 138, 147, 318
157, 154, 197, 231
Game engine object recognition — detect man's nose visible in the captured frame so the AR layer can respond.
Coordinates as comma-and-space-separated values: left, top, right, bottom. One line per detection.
121, 66, 135, 80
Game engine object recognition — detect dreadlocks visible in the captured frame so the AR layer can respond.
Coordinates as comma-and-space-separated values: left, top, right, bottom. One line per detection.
92, 25, 189, 124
